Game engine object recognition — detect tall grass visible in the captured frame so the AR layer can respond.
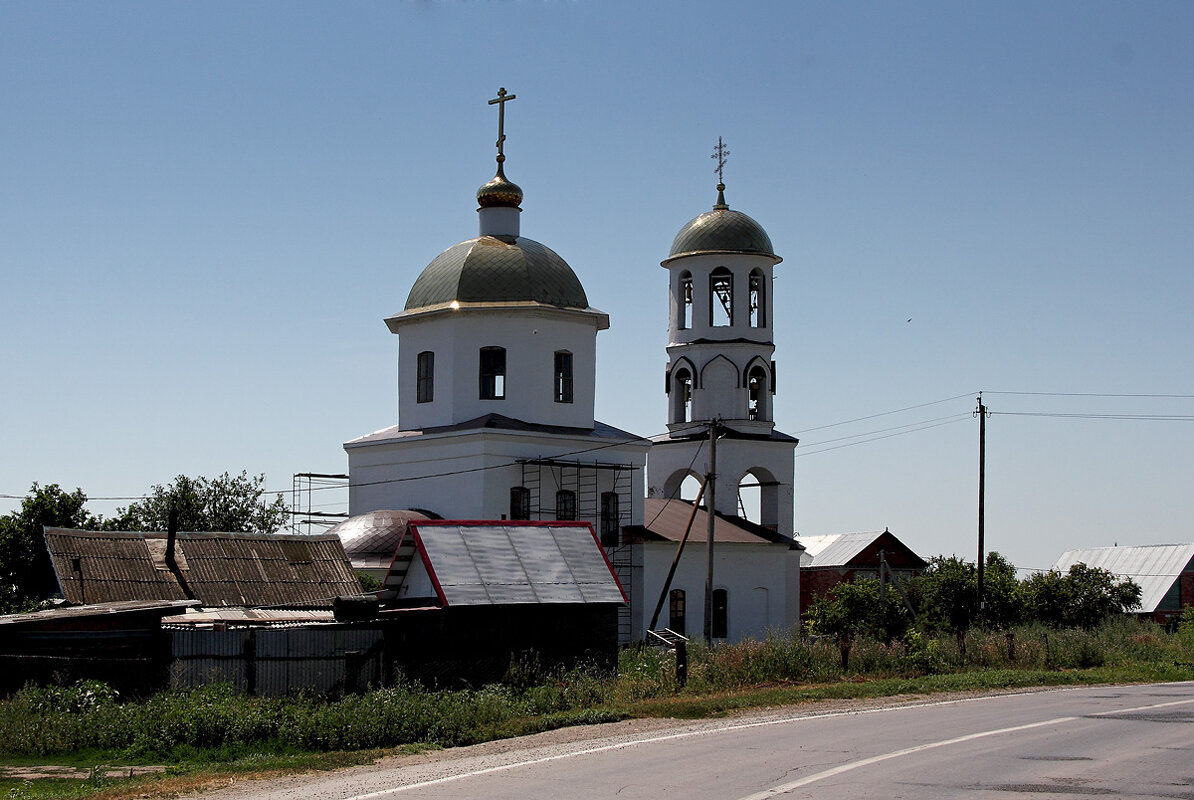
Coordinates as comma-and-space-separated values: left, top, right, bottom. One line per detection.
2, 618, 1192, 764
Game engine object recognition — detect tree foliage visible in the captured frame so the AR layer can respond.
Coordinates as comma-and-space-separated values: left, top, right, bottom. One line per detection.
102, 472, 289, 534
0, 473, 289, 612
0, 484, 97, 613
1022, 562, 1142, 629
805, 578, 911, 642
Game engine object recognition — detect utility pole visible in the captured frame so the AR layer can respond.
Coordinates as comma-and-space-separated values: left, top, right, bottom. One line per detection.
704, 417, 720, 645
976, 395, 988, 615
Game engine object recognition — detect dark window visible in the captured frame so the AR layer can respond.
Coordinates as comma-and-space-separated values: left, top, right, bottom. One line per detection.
710, 268, 733, 327
749, 270, 765, 327
673, 368, 693, 423
555, 490, 576, 521
509, 487, 530, 520
479, 346, 506, 399
747, 365, 767, 421
669, 589, 686, 635
600, 491, 619, 546
678, 272, 693, 329
416, 351, 434, 403
712, 588, 728, 639
554, 351, 573, 403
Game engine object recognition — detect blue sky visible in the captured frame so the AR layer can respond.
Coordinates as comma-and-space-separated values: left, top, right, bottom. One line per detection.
2, 1, 1191, 575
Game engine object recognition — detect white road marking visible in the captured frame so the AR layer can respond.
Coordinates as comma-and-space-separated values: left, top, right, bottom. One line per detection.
336, 689, 1194, 800
736, 695, 1194, 799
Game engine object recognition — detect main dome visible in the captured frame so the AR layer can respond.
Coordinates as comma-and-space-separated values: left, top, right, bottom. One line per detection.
667, 207, 776, 260
405, 235, 589, 311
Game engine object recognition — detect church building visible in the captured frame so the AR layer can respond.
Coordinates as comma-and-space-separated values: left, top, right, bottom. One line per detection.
340, 92, 800, 645
343, 91, 648, 634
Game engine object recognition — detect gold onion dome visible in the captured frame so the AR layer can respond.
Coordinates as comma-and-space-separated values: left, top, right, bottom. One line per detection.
476, 164, 523, 208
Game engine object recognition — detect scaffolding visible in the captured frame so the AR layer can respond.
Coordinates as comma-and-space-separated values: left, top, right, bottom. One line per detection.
517, 458, 637, 641
290, 472, 350, 534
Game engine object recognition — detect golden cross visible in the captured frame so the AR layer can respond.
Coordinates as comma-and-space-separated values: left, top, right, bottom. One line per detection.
711, 136, 731, 182
488, 87, 517, 162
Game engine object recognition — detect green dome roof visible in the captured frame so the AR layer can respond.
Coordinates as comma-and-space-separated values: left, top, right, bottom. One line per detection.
405, 236, 589, 311
668, 207, 776, 260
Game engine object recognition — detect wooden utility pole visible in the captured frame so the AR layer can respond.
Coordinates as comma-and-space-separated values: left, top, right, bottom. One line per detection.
976, 395, 988, 613
704, 418, 720, 644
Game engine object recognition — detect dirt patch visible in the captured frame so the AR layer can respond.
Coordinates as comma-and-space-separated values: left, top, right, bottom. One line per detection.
1, 765, 168, 780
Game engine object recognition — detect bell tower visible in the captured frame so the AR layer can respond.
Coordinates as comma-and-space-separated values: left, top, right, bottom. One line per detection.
647, 141, 797, 534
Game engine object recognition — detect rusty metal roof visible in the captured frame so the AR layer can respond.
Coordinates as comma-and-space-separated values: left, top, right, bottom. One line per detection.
635, 499, 796, 546
44, 528, 360, 608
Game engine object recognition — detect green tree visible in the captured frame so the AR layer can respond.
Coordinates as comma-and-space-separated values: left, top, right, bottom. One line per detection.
910, 555, 976, 635
1022, 562, 1142, 629
0, 483, 97, 612
805, 578, 911, 668
978, 551, 1026, 629
103, 472, 289, 534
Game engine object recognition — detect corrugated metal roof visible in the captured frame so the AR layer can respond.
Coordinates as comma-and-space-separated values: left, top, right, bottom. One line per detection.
44, 529, 360, 608
395, 521, 626, 606
796, 530, 927, 569
0, 599, 197, 627
1052, 544, 1194, 613
637, 499, 796, 545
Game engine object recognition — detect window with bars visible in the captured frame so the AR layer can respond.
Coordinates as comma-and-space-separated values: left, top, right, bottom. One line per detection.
710, 268, 733, 327
600, 491, 619, 546
509, 487, 530, 520
555, 490, 577, 521
669, 589, 686, 635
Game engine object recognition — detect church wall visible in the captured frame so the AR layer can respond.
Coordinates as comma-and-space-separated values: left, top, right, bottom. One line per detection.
630, 541, 798, 643
347, 428, 648, 526
396, 308, 600, 431
646, 437, 795, 536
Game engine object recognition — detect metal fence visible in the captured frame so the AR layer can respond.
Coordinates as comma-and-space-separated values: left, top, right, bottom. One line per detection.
170, 627, 386, 696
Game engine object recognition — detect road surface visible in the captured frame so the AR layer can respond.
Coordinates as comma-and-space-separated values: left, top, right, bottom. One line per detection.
202, 682, 1194, 800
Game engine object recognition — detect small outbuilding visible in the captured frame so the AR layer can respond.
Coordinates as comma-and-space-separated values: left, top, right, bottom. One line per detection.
796, 528, 927, 613
1052, 543, 1194, 626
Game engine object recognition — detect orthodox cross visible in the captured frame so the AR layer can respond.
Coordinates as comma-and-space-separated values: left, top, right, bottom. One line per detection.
711, 136, 730, 182
488, 87, 517, 162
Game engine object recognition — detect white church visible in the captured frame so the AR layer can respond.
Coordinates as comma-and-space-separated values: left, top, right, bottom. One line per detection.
335, 91, 801, 644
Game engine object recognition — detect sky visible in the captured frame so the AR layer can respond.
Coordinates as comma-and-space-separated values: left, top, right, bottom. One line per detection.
2, 1, 1192, 576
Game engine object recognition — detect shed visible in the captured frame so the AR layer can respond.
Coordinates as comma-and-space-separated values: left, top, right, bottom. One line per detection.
796, 528, 927, 613
1052, 544, 1194, 625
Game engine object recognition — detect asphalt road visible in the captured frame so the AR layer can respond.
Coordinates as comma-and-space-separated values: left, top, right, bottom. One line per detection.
203, 682, 1194, 800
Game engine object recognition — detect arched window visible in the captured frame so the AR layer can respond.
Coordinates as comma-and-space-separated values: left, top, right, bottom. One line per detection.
554, 351, 573, 403
669, 589, 686, 635
749, 269, 765, 327
416, 351, 434, 403
710, 267, 733, 327
600, 491, 619, 546
712, 588, 729, 639
747, 364, 767, 421
555, 490, 577, 521
673, 368, 693, 423
678, 271, 693, 329
479, 346, 506, 399
509, 487, 530, 520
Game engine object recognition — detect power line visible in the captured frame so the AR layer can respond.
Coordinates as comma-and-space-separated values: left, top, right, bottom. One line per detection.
991, 412, 1194, 421
795, 416, 970, 457
794, 392, 977, 435
985, 391, 1194, 399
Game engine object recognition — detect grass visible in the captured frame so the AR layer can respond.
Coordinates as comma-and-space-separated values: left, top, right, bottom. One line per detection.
3, 618, 1193, 800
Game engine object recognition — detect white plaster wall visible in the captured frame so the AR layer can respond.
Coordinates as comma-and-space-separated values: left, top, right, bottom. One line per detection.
347, 427, 648, 525
629, 541, 799, 643
646, 436, 796, 535
395, 307, 602, 430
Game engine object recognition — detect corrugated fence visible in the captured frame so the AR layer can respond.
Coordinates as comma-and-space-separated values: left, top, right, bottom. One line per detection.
171, 628, 386, 696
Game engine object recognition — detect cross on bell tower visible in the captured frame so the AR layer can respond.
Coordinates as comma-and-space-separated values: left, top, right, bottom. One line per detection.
488, 87, 517, 165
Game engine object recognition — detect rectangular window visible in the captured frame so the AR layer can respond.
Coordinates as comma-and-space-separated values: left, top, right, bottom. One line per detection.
679, 274, 693, 329
479, 347, 506, 399
712, 588, 728, 639
510, 487, 530, 520
416, 351, 434, 403
555, 490, 576, 521
554, 351, 573, 404
669, 589, 686, 636
600, 491, 619, 547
